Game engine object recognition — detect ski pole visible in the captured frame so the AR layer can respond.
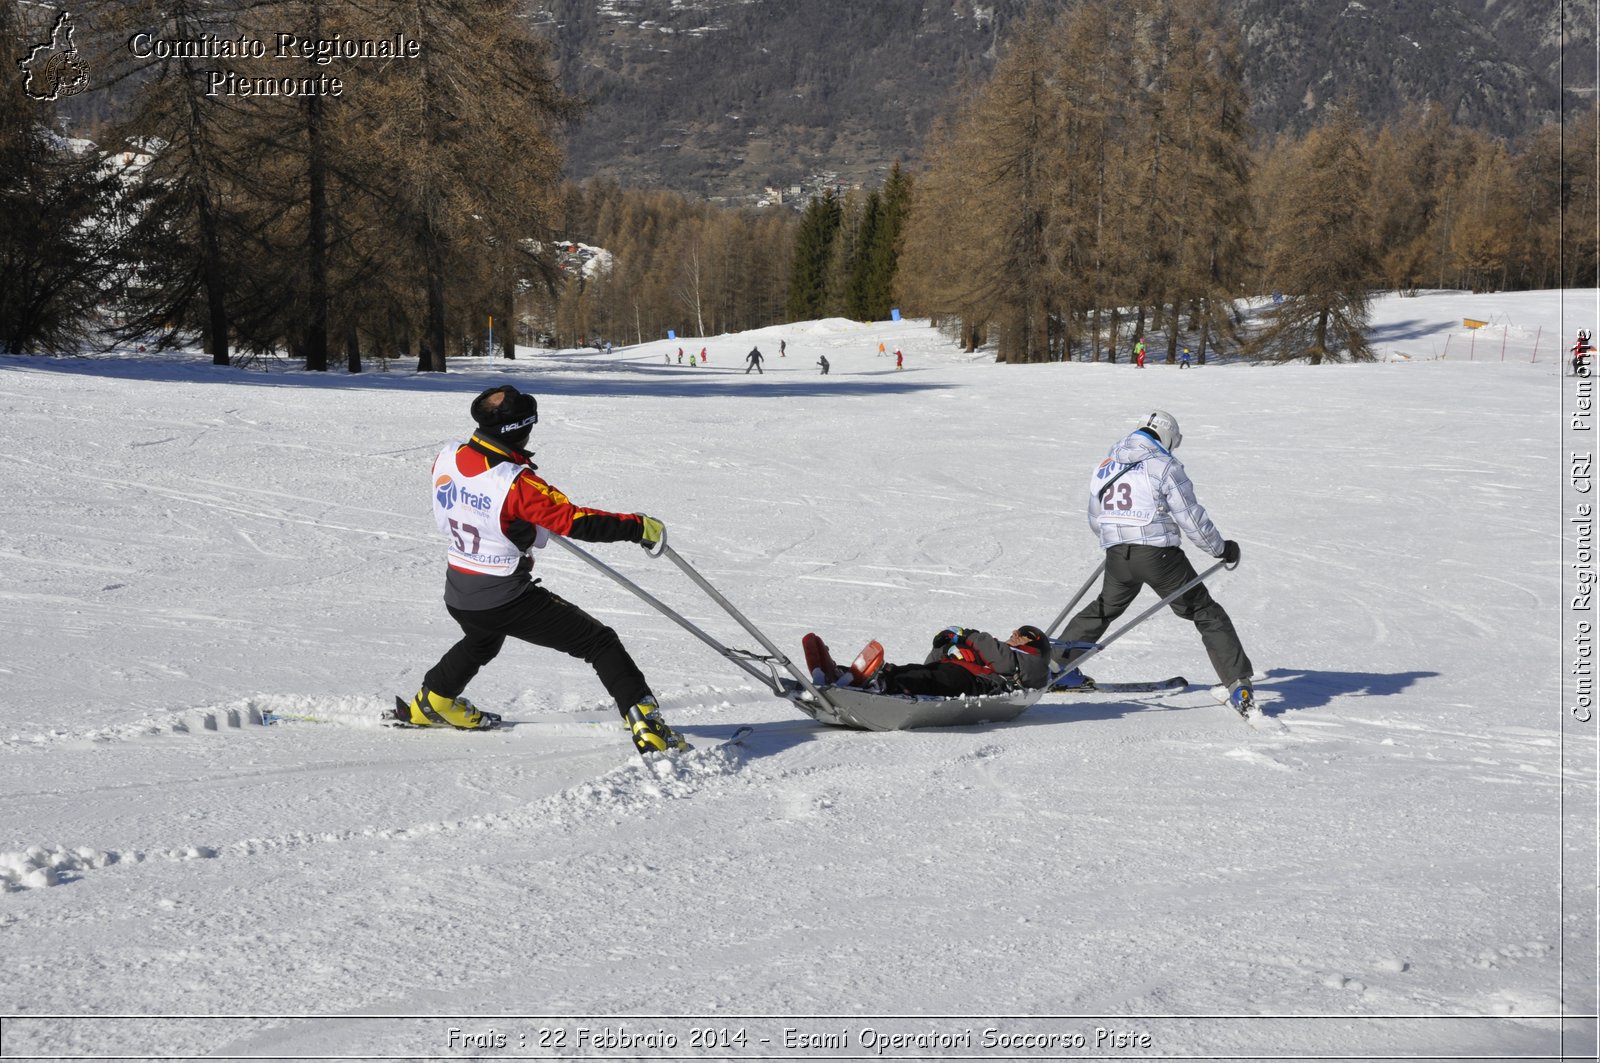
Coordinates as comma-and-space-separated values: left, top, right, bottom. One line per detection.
550, 536, 775, 689
659, 544, 841, 712
1045, 558, 1107, 638
1060, 558, 1230, 675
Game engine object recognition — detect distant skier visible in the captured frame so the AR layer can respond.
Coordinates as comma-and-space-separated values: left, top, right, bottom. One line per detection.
1180, 347, 1192, 369
676, 348, 683, 364
779, 339, 787, 357
700, 346, 709, 364
745, 347, 765, 374
1056, 410, 1256, 715
1135, 338, 1147, 369
894, 348, 903, 370
407, 385, 688, 753
689, 353, 697, 367
877, 341, 886, 357
817, 355, 830, 375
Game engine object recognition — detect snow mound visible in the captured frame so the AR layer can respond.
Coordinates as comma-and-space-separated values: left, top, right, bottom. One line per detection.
557, 738, 750, 816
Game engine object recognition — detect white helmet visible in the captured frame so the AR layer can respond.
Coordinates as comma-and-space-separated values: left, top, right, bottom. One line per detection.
1138, 409, 1182, 451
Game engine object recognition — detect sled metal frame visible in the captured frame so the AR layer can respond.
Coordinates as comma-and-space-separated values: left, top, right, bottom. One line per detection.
1045, 558, 1105, 638
550, 537, 842, 716
552, 537, 1228, 732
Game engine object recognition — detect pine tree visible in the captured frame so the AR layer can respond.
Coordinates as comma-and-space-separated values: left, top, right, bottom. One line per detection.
844, 189, 881, 320
848, 162, 913, 321
0, 4, 118, 354
785, 189, 841, 322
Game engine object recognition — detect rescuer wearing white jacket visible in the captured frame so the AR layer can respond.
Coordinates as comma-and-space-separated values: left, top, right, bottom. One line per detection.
1059, 410, 1256, 715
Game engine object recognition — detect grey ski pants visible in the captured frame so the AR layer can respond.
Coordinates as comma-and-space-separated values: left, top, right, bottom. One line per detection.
1061, 543, 1253, 688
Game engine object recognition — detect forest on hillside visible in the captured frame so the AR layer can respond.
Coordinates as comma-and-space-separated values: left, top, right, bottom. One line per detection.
2, 0, 1594, 366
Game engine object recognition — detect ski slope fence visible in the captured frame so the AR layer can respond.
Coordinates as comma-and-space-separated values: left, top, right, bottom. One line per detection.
1430, 320, 1552, 363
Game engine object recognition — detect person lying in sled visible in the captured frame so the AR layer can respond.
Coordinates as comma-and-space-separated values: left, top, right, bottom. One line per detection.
872, 625, 1053, 697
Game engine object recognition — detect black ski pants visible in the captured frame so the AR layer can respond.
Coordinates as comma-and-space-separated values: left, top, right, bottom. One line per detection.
881, 660, 982, 698
424, 583, 651, 710
1061, 543, 1253, 687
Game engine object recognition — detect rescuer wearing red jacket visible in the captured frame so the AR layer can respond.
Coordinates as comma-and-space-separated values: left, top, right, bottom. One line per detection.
408, 384, 688, 754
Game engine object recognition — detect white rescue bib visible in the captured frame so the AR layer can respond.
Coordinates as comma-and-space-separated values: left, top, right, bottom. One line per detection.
431, 442, 547, 575
1088, 456, 1159, 527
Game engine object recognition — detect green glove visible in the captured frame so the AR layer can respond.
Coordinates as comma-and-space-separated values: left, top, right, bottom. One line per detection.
639, 514, 666, 557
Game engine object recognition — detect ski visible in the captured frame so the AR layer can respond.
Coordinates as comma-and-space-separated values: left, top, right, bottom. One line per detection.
1053, 675, 1188, 694
260, 710, 329, 726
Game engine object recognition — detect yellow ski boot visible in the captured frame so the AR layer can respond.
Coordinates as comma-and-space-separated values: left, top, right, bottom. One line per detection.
622, 700, 690, 754
402, 686, 500, 730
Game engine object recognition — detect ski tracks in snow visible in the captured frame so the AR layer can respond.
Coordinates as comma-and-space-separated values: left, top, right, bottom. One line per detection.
0, 689, 764, 893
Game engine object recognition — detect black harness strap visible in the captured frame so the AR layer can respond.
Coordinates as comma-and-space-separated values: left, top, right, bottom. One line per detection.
1096, 461, 1142, 503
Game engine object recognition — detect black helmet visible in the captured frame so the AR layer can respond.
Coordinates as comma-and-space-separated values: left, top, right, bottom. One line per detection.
1014, 624, 1048, 646
471, 385, 538, 447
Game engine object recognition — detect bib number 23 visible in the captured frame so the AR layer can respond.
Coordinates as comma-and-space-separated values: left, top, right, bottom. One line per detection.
1102, 483, 1134, 511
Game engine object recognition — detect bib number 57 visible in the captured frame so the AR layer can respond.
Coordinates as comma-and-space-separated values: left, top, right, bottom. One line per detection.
448, 519, 481, 553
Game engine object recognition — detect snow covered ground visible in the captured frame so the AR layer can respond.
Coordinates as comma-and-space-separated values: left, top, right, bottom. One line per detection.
1, 289, 1595, 1060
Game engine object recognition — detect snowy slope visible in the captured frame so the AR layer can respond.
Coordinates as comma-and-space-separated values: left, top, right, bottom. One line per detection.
0, 290, 1595, 1059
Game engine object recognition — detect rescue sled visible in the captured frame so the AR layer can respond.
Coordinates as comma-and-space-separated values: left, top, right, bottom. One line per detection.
550, 538, 1228, 733
784, 677, 1049, 731
794, 633, 1047, 731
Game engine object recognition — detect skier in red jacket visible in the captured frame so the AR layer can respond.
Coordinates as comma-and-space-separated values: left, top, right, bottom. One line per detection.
408, 385, 689, 754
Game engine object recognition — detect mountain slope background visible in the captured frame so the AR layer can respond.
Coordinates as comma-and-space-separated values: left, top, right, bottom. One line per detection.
536, 0, 1595, 201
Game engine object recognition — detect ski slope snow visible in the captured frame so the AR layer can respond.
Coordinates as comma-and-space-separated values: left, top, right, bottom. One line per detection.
0, 289, 1595, 1059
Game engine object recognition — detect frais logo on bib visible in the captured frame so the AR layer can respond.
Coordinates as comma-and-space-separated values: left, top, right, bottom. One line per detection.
434, 475, 457, 509
435, 475, 492, 512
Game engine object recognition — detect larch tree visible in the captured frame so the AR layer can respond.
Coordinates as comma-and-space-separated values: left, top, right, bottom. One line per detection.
354, 0, 574, 371
1254, 104, 1377, 363
964, 6, 1062, 363
1161, 0, 1253, 364
97, 0, 246, 364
